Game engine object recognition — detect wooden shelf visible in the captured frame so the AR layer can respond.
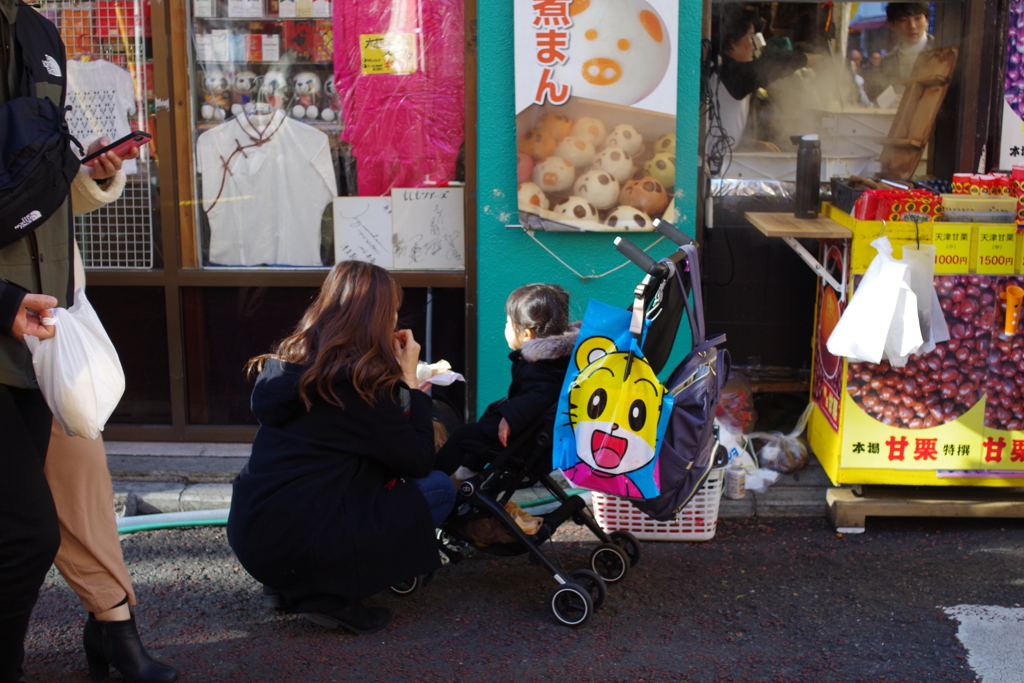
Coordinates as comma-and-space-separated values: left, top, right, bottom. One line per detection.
744, 212, 852, 240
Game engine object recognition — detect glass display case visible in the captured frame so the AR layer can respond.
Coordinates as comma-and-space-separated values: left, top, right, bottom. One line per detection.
188, 0, 343, 268
38, 0, 161, 270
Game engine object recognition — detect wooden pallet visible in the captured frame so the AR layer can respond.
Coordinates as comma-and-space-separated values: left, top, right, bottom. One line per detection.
827, 486, 1024, 533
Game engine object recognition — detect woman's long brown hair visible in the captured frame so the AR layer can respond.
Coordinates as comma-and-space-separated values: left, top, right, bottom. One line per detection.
247, 261, 404, 409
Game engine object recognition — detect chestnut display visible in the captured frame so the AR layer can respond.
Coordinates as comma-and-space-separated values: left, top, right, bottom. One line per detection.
984, 278, 1024, 431
846, 275, 995, 430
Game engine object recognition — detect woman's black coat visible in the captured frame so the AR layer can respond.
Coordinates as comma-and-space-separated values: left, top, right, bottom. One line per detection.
227, 359, 440, 612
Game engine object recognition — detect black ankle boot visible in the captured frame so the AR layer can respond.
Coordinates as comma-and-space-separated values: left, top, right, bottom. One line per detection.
83, 614, 179, 683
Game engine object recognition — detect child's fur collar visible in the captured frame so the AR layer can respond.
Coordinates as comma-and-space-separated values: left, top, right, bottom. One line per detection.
521, 322, 580, 362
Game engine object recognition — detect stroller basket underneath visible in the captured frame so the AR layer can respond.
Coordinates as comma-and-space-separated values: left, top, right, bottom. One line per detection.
591, 468, 724, 542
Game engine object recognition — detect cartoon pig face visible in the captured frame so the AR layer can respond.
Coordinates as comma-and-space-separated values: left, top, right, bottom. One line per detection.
556, 0, 671, 106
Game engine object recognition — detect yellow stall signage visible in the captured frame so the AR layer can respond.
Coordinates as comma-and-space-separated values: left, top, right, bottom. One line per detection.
932, 224, 972, 274
360, 33, 417, 75
976, 226, 1018, 274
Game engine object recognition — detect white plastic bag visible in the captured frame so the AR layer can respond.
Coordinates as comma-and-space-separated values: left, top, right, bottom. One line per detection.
24, 290, 125, 439
747, 403, 814, 474
826, 236, 923, 365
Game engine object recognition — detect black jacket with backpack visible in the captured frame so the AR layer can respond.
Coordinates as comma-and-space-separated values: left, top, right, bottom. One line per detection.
0, 0, 115, 389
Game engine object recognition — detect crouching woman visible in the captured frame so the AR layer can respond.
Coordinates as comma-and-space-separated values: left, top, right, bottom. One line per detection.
228, 261, 454, 635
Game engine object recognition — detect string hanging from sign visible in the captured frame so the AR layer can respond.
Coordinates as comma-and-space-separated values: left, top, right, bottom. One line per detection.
516, 226, 665, 281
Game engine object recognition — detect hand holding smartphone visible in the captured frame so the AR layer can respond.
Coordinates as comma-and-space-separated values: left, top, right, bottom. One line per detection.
81, 131, 152, 167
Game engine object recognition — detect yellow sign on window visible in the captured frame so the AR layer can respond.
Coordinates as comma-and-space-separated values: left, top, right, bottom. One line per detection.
360, 33, 417, 75
931, 224, 972, 274
976, 226, 1017, 274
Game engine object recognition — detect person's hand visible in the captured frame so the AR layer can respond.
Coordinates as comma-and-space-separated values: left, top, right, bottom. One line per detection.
84, 137, 140, 181
11, 293, 57, 341
393, 329, 422, 388
498, 418, 511, 447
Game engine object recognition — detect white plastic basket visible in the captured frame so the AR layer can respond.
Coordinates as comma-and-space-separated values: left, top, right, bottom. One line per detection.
591, 468, 724, 542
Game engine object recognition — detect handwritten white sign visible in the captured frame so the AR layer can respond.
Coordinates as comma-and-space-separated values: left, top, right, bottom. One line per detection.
333, 197, 393, 268
390, 187, 464, 270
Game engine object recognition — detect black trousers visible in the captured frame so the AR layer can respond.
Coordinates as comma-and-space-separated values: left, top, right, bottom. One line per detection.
0, 385, 60, 683
435, 415, 503, 475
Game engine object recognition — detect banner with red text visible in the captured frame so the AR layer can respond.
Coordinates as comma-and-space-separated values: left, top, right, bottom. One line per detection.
513, 0, 678, 232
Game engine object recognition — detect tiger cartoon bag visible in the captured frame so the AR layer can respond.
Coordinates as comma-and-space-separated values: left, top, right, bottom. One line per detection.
552, 299, 674, 500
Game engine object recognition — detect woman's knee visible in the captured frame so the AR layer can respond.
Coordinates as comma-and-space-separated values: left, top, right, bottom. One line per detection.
413, 471, 456, 525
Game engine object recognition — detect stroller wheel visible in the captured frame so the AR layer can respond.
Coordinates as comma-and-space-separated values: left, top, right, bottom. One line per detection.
590, 543, 630, 584
570, 569, 607, 610
390, 574, 424, 596
549, 582, 593, 628
609, 530, 642, 567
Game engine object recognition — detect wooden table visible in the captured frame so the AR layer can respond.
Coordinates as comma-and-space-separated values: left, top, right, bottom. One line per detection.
744, 211, 852, 292
744, 211, 853, 240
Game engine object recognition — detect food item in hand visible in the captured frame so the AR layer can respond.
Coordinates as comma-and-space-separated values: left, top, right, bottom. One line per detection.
416, 360, 452, 383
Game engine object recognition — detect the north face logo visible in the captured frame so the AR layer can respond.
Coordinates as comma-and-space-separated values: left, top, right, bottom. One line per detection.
42, 55, 61, 78
14, 211, 42, 231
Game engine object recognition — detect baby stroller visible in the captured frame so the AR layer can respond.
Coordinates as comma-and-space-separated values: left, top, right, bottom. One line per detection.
396, 220, 708, 628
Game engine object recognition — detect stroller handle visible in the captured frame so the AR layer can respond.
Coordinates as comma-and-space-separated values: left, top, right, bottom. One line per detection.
614, 236, 667, 277
652, 218, 695, 247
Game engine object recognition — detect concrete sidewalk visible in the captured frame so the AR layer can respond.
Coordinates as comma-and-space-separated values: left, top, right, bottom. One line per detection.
106, 441, 834, 518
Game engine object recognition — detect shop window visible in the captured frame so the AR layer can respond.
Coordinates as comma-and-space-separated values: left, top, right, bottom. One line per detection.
89, 286, 172, 424
185, 0, 466, 270
37, 0, 162, 270
182, 286, 465, 425
705, 0, 964, 182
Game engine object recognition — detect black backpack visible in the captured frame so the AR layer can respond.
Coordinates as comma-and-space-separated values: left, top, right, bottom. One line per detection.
0, 1, 82, 249
630, 244, 730, 522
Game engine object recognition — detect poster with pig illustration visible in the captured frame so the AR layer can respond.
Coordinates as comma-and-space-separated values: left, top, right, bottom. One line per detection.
513, 0, 679, 233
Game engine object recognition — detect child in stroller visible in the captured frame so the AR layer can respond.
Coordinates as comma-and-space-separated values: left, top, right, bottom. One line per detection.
407, 286, 662, 627
436, 283, 577, 484
392, 221, 711, 628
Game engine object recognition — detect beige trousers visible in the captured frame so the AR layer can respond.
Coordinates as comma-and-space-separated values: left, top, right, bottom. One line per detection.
42, 420, 136, 613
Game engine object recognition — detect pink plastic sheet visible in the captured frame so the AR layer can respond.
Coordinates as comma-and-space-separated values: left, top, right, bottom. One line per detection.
333, 0, 465, 196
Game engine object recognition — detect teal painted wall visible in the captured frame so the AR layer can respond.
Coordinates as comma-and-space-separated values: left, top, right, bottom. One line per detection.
474, 0, 703, 414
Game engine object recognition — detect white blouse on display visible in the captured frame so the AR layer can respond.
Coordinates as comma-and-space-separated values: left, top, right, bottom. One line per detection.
196, 109, 338, 267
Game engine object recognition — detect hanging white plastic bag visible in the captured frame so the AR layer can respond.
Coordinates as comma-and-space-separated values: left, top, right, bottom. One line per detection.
883, 269, 922, 368
826, 236, 923, 364
24, 290, 125, 439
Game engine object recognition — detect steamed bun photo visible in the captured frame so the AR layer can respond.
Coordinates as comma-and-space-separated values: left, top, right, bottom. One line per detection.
555, 0, 671, 106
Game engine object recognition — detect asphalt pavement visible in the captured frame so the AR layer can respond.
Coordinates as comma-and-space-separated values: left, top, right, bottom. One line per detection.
22, 514, 1024, 683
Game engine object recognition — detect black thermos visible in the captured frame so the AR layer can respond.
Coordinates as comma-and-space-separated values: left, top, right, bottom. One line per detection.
791, 134, 821, 219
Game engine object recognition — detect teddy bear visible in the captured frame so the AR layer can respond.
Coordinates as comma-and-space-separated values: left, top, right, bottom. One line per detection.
229, 70, 258, 118
319, 75, 339, 123
290, 71, 321, 120
258, 70, 290, 112
200, 70, 229, 122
